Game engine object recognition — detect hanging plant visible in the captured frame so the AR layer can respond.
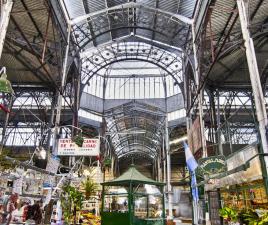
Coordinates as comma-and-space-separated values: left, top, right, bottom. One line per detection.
103, 158, 112, 168
72, 133, 84, 147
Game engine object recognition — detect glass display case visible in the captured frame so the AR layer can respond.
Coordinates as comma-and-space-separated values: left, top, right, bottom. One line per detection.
101, 166, 165, 225
220, 180, 268, 210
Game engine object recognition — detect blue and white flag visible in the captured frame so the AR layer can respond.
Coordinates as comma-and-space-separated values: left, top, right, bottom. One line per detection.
183, 142, 198, 172
183, 142, 199, 202
191, 172, 199, 201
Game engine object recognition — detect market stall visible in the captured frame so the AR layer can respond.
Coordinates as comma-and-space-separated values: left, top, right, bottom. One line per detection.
205, 144, 268, 224
101, 165, 165, 225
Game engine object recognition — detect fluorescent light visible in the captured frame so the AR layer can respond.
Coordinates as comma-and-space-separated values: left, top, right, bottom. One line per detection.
106, 130, 146, 135
169, 135, 187, 145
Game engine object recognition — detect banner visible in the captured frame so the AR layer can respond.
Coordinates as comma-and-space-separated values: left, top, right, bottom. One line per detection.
187, 117, 202, 153
57, 138, 100, 156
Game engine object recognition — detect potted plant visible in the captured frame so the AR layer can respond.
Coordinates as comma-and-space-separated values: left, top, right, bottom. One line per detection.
219, 207, 239, 225
239, 209, 268, 225
72, 133, 84, 147
82, 178, 98, 200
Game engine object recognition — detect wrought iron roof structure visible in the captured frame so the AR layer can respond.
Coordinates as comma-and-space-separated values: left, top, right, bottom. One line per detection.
1, 0, 268, 174
63, 0, 195, 50
105, 101, 165, 160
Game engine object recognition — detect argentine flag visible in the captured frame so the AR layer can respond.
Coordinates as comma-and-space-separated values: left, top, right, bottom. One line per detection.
183, 142, 198, 172
183, 142, 199, 202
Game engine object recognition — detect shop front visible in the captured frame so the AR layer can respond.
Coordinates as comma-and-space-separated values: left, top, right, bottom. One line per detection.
205, 144, 268, 225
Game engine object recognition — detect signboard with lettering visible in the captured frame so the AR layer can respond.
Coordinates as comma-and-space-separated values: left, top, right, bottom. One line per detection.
198, 155, 227, 175
57, 138, 100, 156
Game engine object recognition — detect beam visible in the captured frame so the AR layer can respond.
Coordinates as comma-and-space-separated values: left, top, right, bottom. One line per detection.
0, 0, 13, 58
237, 0, 268, 187
4, 43, 51, 84
20, 0, 44, 40
71, 2, 192, 25
81, 0, 97, 47
10, 15, 55, 83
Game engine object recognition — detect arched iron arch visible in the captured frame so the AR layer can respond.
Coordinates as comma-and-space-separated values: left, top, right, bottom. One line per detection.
80, 42, 184, 95
71, 2, 191, 52
75, 26, 169, 51
112, 135, 159, 150
117, 146, 158, 159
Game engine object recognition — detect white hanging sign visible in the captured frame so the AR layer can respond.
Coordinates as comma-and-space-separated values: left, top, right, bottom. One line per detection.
43, 155, 60, 188
57, 138, 100, 156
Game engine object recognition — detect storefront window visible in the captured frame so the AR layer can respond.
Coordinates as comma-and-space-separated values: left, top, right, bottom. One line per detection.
134, 195, 147, 219
221, 181, 268, 210
103, 194, 128, 213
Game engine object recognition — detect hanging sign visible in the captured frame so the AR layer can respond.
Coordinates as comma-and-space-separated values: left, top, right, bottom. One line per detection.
13, 177, 23, 195
43, 155, 60, 188
187, 117, 202, 153
198, 155, 227, 175
57, 138, 100, 156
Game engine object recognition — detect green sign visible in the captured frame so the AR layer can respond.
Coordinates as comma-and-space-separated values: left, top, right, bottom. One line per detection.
198, 155, 227, 175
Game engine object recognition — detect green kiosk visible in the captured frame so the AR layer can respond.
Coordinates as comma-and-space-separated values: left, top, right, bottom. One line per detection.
101, 165, 166, 225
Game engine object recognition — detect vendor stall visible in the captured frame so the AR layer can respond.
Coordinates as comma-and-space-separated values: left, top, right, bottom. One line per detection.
101, 165, 165, 225
205, 144, 268, 225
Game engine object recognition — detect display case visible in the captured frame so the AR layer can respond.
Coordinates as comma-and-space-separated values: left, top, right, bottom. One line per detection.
220, 180, 268, 210
101, 165, 165, 225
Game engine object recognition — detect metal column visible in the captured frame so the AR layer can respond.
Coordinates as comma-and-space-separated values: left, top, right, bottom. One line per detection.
191, 21, 208, 225
165, 117, 173, 219
0, 0, 13, 58
237, 0, 268, 171
52, 24, 71, 154
191, 25, 207, 157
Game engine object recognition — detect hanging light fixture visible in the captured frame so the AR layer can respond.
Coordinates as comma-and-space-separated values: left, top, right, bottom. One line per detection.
0, 67, 14, 94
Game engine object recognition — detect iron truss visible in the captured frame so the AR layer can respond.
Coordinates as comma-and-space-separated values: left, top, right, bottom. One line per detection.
70, 2, 192, 50
104, 101, 165, 161
80, 41, 183, 91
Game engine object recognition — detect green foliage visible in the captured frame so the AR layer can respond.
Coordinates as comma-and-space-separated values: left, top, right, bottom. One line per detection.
239, 209, 268, 225
82, 178, 98, 200
72, 134, 84, 147
220, 207, 268, 225
104, 158, 112, 167
60, 184, 84, 224
219, 207, 238, 222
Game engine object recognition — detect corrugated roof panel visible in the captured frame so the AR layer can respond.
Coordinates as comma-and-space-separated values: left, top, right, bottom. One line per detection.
1, 52, 42, 83
87, 0, 106, 12
64, 0, 86, 19
178, 0, 196, 18
250, 0, 268, 27
136, 0, 156, 7
158, 0, 179, 13
111, 28, 129, 40
96, 32, 112, 45
136, 28, 153, 40
107, 0, 128, 7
